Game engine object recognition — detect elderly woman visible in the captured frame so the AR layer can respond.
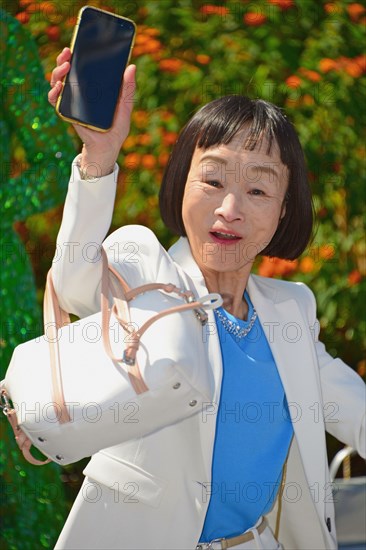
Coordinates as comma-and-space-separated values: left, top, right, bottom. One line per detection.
48, 51, 365, 550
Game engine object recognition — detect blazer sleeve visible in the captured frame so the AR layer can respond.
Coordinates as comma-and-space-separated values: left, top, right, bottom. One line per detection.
52, 156, 119, 317
52, 158, 173, 318
300, 283, 366, 458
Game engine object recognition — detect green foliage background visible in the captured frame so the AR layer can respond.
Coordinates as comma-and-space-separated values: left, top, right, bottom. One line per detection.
1, 0, 365, 547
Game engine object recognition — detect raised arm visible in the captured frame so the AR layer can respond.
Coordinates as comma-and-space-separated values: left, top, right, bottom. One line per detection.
48, 49, 136, 316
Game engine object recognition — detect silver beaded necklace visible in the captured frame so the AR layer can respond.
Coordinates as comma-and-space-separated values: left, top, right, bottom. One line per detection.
214, 306, 258, 340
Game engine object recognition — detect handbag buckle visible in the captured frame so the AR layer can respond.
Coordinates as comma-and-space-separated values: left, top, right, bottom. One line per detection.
122, 351, 136, 366
185, 294, 209, 326
194, 293, 223, 326
0, 389, 12, 415
194, 308, 208, 325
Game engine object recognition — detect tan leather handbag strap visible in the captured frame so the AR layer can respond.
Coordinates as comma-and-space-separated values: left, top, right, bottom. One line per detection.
44, 271, 71, 424
111, 295, 218, 363
1, 390, 51, 466
100, 252, 149, 393
100, 248, 222, 392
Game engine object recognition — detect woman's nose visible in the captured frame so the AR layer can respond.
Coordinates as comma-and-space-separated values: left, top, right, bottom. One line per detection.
214, 192, 244, 222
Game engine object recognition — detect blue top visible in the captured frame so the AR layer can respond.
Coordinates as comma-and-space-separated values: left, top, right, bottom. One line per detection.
199, 293, 293, 542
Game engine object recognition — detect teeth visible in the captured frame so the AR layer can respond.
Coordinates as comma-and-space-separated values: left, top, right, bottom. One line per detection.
215, 232, 238, 239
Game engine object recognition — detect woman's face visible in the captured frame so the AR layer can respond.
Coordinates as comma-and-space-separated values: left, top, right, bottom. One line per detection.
182, 131, 289, 276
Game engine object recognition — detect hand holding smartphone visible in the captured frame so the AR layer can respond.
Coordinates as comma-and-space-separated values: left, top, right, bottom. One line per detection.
56, 6, 136, 132
48, 6, 137, 176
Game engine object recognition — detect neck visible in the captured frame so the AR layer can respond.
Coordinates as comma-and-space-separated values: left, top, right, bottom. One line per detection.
203, 267, 252, 320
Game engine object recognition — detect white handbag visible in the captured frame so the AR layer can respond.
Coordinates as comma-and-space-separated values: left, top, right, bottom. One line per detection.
1, 248, 221, 466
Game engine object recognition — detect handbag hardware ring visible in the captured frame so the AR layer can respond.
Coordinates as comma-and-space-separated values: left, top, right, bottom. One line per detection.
0, 388, 12, 415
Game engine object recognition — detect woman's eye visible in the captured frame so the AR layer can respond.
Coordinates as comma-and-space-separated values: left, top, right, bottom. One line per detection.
249, 188, 265, 196
204, 180, 222, 188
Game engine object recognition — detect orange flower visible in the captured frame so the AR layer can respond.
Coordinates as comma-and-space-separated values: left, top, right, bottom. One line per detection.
347, 3, 365, 21
267, 0, 294, 9
344, 60, 363, 78
144, 27, 160, 37
25, 2, 39, 13
348, 269, 362, 285
160, 111, 174, 122
19, 0, 33, 5
46, 25, 60, 42
319, 245, 335, 260
135, 34, 150, 45
65, 17, 77, 28
142, 39, 162, 54
159, 59, 183, 73
39, 1, 56, 12
133, 35, 162, 57
273, 258, 298, 276
141, 154, 156, 169
196, 54, 211, 65
135, 31, 160, 45
258, 257, 298, 277
162, 132, 178, 146
139, 134, 152, 146
299, 256, 315, 274
299, 68, 322, 82
324, 3, 343, 15
244, 12, 267, 26
122, 135, 138, 150
258, 257, 275, 277
124, 153, 141, 168
285, 75, 302, 88
355, 54, 366, 73
319, 58, 338, 73
133, 111, 149, 128
15, 11, 30, 23
200, 5, 230, 16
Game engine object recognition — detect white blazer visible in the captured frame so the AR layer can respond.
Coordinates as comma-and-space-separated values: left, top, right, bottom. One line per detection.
53, 160, 366, 550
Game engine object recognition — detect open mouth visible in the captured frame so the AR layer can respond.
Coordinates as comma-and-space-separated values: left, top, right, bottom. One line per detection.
210, 231, 241, 243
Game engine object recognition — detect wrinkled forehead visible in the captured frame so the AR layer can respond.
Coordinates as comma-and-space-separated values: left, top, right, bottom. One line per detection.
196, 125, 284, 163
191, 128, 289, 186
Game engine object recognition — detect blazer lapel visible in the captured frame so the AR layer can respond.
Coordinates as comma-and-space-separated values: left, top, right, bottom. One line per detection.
169, 238, 224, 481
168, 237, 223, 401
247, 275, 328, 519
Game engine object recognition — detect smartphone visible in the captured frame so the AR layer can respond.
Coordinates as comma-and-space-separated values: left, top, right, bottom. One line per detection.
56, 6, 136, 132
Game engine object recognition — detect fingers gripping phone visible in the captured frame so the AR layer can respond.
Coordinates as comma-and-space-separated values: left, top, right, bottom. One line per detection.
56, 6, 136, 132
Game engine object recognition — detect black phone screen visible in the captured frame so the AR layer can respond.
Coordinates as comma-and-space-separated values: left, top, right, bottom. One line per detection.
58, 8, 135, 131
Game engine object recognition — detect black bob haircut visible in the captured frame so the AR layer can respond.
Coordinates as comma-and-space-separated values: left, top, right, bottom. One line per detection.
159, 95, 314, 260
